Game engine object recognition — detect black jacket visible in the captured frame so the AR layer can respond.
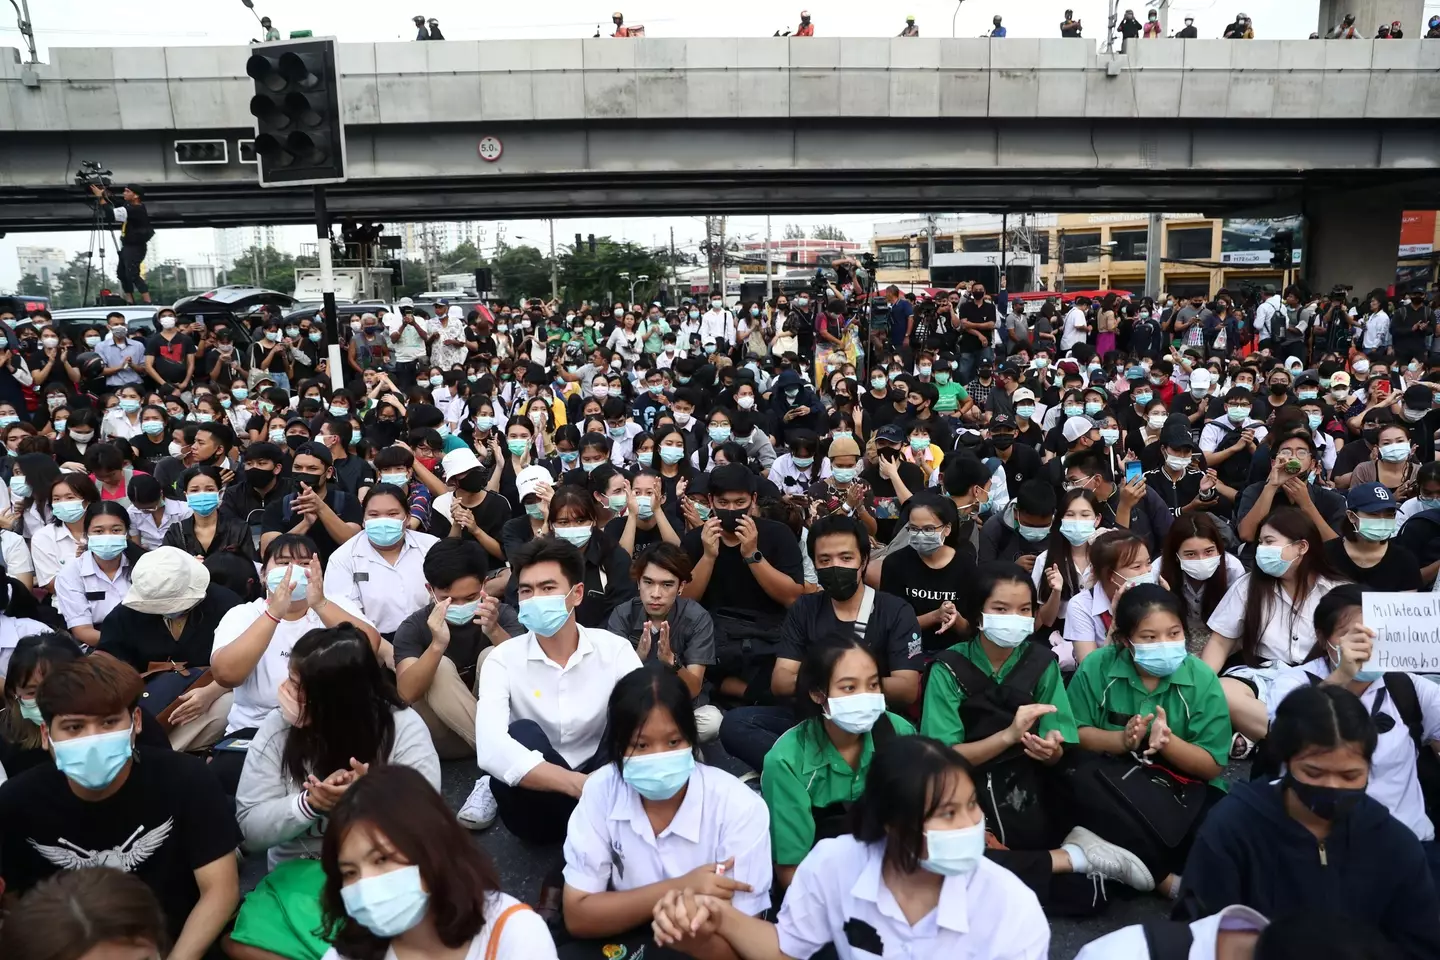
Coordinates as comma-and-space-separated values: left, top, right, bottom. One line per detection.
1180, 779, 1440, 960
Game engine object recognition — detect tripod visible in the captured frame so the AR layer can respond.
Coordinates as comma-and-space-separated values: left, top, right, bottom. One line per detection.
81, 195, 123, 308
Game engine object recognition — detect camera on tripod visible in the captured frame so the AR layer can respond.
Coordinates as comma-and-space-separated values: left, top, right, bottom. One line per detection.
74, 160, 113, 191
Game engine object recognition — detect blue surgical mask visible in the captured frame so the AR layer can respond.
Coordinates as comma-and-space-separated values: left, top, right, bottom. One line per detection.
793, 456, 814, 469
1419, 498, 1440, 513
429, 375, 445, 386
341, 865, 430, 938
233, 388, 249, 400
607, 493, 628, 513
1017, 522, 1050, 543
88, 535, 127, 560
920, 820, 986, 877
825, 692, 886, 734
329, 404, 349, 418
1356, 517, 1396, 542
366, 517, 405, 547
982, 613, 1034, 648
186, 492, 220, 517
474, 415, 496, 432
518, 593, 573, 636
265, 563, 309, 600
380, 472, 409, 488
694, 504, 712, 521
832, 466, 857, 484
581, 460, 601, 474
443, 598, 479, 625
660, 446, 686, 465
708, 426, 732, 444
1084, 401, 1104, 416
622, 747, 696, 801
1132, 640, 1187, 677
9, 476, 31, 498
1132, 392, 1152, 406
52, 500, 86, 524
637, 451, 653, 467
1307, 413, 1323, 430
1099, 428, 1119, 445
554, 524, 592, 548
19, 696, 42, 725
1254, 544, 1293, 578
635, 495, 655, 519
51, 724, 135, 790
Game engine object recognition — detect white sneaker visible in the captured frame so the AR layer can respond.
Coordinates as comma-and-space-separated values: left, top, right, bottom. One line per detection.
458, 776, 498, 830
1230, 732, 1257, 760
1065, 826, 1154, 892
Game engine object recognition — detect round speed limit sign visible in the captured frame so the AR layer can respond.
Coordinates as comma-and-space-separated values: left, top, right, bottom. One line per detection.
478, 136, 503, 162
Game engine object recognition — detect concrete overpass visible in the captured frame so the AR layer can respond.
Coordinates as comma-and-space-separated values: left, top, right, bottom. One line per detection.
2, 36, 1438, 292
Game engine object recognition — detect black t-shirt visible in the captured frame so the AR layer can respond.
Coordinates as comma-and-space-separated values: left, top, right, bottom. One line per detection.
500, 515, 538, 560
881, 543, 979, 652
958, 299, 996, 353
1323, 539, 1423, 592
144, 332, 196, 385
260, 486, 362, 562
604, 515, 665, 554
98, 584, 244, 670
1333, 438, 1373, 480
681, 518, 804, 623
777, 590, 923, 674
861, 459, 927, 543
1143, 465, 1205, 517
393, 601, 492, 688
429, 492, 512, 562
993, 442, 1043, 494
0, 748, 240, 942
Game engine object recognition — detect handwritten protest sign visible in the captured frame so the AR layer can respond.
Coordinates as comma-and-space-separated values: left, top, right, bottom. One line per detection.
1362, 592, 1440, 673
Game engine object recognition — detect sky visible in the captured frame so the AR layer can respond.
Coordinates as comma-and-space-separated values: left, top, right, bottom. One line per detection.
4, 0, 1437, 288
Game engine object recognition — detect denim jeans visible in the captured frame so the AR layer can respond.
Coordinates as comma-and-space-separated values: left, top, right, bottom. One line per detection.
718, 705, 796, 773
955, 349, 993, 386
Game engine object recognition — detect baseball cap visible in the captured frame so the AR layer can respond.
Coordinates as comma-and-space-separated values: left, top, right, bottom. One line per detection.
515, 464, 553, 501
1062, 416, 1096, 444
1346, 482, 1395, 514
1190, 369, 1212, 392
440, 446, 483, 479
1330, 371, 1351, 387
1159, 420, 1194, 449
876, 424, 905, 444
990, 413, 1018, 432
1012, 387, 1036, 403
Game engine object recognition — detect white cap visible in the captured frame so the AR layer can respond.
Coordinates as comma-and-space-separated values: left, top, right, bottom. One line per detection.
440, 446, 482, 479
123, 547, 210, 616
1062, 416, 1096, 444
1012, 387, 1037, 403
1190, 368, 1212, 391
516, 465, 553, 501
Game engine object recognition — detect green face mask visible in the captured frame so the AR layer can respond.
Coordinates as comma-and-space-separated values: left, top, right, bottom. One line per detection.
507, 439, 529, 457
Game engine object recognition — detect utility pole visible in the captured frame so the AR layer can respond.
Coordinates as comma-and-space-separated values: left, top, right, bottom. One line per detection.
704, 217, 715, 293
765, 215, 774, 302
1145, 213, 1164, 297
315, 186, 343, 389
926, 213, 937, 287
8, 0, 38, 64
669, 226, 677, 304
548, 219, 558, 300
718, 216, 728, 301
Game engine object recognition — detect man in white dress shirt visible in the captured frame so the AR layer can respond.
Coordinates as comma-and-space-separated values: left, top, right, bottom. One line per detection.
474, 536, 642, 843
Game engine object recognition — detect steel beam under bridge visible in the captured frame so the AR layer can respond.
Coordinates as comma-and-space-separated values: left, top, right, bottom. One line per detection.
1, 121, 1438, 232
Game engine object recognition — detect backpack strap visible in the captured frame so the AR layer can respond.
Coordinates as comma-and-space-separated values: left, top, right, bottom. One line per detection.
1141, 918, 1195, 959
927, 648, 1001, 701
484, 903, 534, 960
1003, 641, 1058, 700
1384, 672, 1426, 755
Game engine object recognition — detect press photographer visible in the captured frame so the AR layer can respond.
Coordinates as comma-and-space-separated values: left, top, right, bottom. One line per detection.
88, 183, 154, 305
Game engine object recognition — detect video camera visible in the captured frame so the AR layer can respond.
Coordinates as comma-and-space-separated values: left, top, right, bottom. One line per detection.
74, 160, 113, 191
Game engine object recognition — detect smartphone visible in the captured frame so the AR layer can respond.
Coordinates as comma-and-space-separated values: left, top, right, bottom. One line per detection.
213, 737, 252, 753
1373, 379, 1392, 400
1125, 461, 1143, 484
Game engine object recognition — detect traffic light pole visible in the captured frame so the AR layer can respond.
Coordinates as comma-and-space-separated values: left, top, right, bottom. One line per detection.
315, 185, 344, 390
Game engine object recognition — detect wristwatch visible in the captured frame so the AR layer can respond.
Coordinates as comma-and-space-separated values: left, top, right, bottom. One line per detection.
744, 550, 764, 565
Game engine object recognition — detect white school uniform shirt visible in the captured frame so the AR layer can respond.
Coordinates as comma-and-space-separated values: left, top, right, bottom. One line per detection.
1198, 416, 1267, 454
1, 529, 33, 581
1074, 904, 1268, 960
29, 521, 80, 588
211, 594, 373, 734
53, 551, 133, 630
126, 499, 193, 550
474, 624, 643, 787
0, 615, 54, 676
1060, 305, 1088, 350
607, 421, 642, 466
321, 892, 557, 960
433, 390, 469, 431
100, 408, 144, 440
1269, 661, 1440, 842
778, 835, 1049, 960
1062, 582, 1113, 648
323, 529, 438, 635
1206, 574, 1344, 669
562, 762, 773, 917
767, 451, 829, 495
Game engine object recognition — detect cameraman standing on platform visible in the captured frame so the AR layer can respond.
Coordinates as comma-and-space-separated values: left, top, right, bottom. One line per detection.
89, 184, 154, 305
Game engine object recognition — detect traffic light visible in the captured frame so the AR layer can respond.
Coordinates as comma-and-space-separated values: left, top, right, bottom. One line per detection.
475, 268, 493, 292
1270, 230, 1294, 268
246, 37, 347, 187
173, 139, 229, 165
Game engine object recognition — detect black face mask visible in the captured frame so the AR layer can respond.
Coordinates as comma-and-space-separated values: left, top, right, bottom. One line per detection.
294, 473, 324, 491
286, 434, 309, 451
1362, 428, 1381, 445
245, 466, 276, 490
1284, 773, 1366, 821
457, 470, 487, 493
990, 435, 1016, 451
816, 565, 861, 601
714, 507, 746, 532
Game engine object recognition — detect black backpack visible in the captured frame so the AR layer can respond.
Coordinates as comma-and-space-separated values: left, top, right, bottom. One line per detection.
928, 641, 1056, 746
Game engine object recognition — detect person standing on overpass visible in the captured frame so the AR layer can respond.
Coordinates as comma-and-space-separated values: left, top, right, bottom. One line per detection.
610, 11, 633, 37
990, 15, 1007, 36
794, 10, 814, 35
1143, 9, 1163, 37
1061, 9, 1083, 36
1176, 16, 1198, 37
899, 15, 919, 36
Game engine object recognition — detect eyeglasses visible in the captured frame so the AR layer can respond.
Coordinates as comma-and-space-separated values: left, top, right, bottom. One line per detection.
907, 524, 946, 535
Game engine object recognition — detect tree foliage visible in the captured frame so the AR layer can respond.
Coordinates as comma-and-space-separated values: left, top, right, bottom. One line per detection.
491, 244, 553, 302
223, 246, 318, 295
558, 238, 665, 306
783, 223, 806, 240
49, 252, 117, 309
811, 224, 850, 242
16, 273, 48, 297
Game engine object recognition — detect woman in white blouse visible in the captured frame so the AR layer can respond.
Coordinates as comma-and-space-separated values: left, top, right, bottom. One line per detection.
100, 383, 146, 440
1063, 528, 1156, 664
605, 313, 641, 364
652, 734, 1048, 960
30, 471, 98, 589
562, 663, 771, 955
1204, 506, 1345, 743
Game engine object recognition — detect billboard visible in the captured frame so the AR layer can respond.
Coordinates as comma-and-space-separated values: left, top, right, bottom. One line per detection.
1400, 211, 1436, 257
1220, 217, 1303, 266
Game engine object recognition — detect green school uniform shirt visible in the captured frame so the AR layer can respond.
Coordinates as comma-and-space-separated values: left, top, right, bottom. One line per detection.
1067, 644, 1233, 790
919, 639, 1077, 747
761, 711, 917, 866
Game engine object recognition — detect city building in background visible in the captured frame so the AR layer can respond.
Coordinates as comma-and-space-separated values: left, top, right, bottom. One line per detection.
871, 211, 1440, 297
15, 246, 67, 291
214, 225, 279, 270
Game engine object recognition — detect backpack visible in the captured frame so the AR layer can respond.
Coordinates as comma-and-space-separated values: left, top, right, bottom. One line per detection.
1398, 509, 1440, 580
1141, 919, 1194, 958
809, 713, 900, 843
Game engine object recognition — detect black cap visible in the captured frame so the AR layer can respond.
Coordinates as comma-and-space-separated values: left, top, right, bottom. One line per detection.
1159, 420, 1194, 449
997, 362, 1021, 379
876, 424, 905, 444
990, 413, 1018, 431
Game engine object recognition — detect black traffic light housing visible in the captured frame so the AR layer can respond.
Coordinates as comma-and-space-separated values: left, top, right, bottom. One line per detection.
246, 37, 347, 187
1270, 230, 1294, 268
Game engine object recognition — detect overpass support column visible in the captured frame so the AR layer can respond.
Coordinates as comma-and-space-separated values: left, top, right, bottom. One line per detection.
1303, 193, 1403, 299
1316, 0, 1422, 35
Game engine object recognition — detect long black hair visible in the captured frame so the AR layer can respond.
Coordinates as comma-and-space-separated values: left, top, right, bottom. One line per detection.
1269, 683, 1377, 766
1, 632, 83, 749
1239, 506, 1340, 668
852, 735, 975, 874
1042, 489, 1104, 602
1160, 512, 1232, 626
280, 624, 406, 787
795, 631, 881, 721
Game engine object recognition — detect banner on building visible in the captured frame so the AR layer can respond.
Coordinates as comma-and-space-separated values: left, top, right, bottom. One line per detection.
1400, 211, 1436, 257
1219, 217, 1303, 266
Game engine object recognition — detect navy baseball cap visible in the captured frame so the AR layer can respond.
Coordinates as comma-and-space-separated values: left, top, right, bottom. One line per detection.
1346, 482, 1396, 514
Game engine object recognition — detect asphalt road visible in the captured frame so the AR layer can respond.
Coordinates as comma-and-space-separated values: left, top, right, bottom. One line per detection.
238, 742, 1200, 959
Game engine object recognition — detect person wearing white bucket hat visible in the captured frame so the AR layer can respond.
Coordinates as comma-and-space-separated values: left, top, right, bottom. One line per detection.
100, 546, 246, 751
